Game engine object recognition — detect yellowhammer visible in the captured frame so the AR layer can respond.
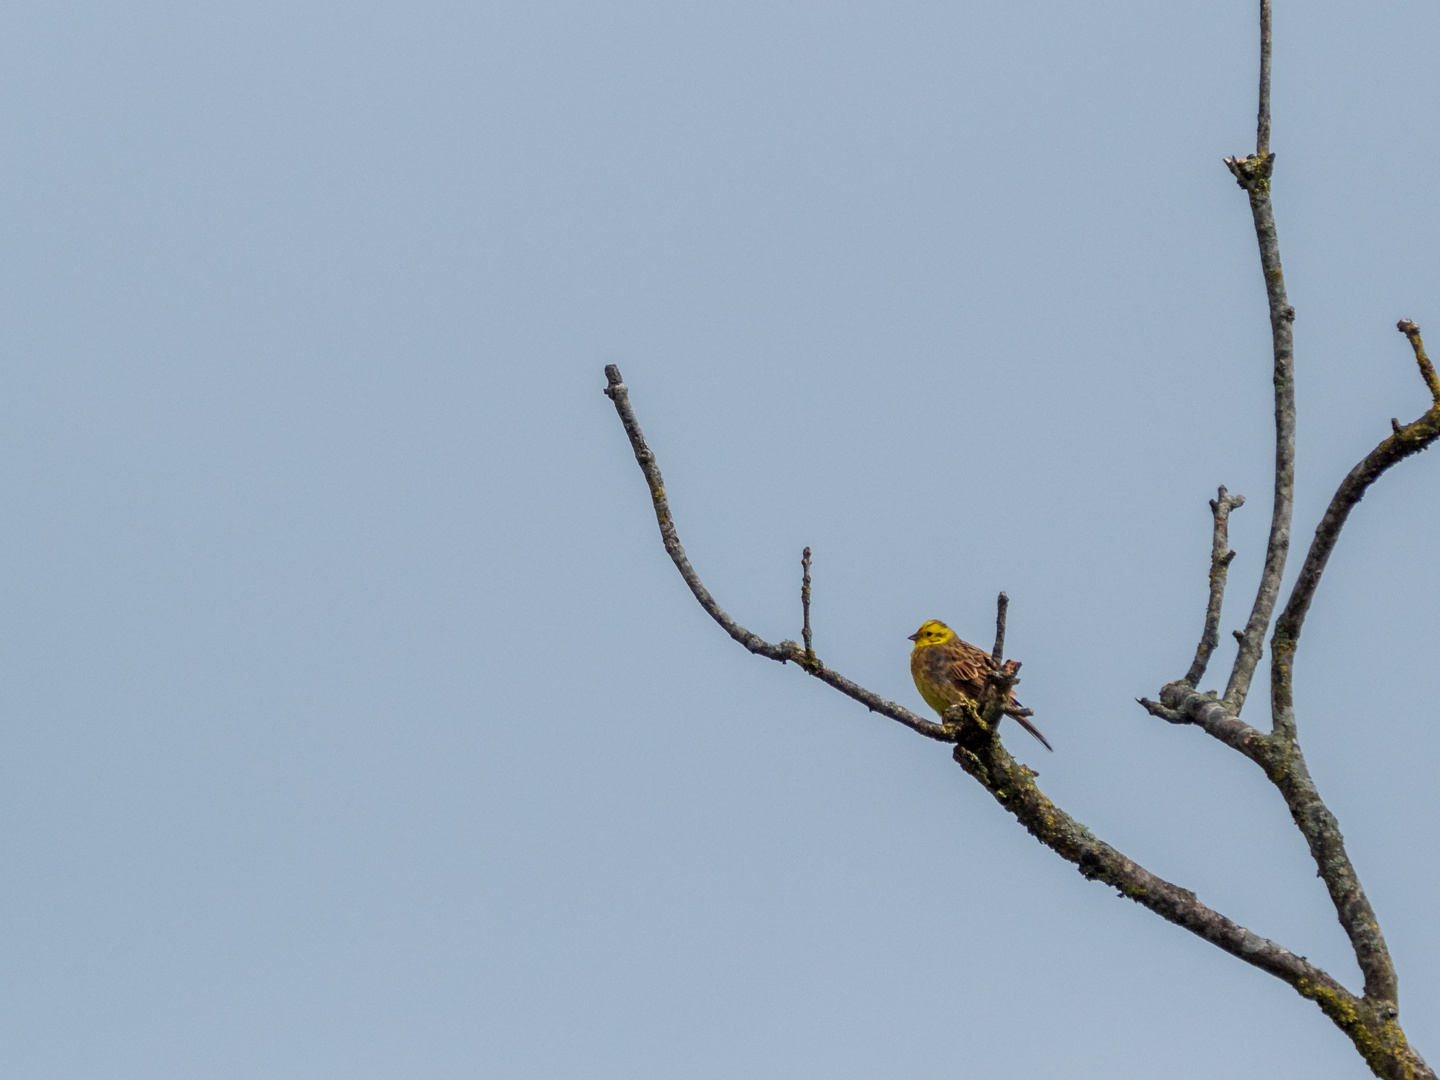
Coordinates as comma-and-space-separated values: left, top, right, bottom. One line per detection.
908, 619, 1053, 750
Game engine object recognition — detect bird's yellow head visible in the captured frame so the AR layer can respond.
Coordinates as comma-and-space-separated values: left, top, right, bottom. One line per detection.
907, 620, 957, 648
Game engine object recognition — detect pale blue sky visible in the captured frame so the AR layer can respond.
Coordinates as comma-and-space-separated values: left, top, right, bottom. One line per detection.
2, 2, 1438, 1077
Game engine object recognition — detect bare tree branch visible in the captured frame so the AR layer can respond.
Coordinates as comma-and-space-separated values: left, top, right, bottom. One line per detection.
1135, 28, 1438, 1064
1271, 322, 1440, 709
1135, 320, 1440, 1075
949, 730, 1352, 1008
603, 365, 786, 663
1182, 486, 1244, 688
1257, 0, 1272, 156
1138, 684, 1268, 761
1214, 2, 1286, 715
1399, 318, 1440, 401
1259, 321, 1440, 1008
800, 547, 815, 666
604, 9, 1440, 1073
604, 365, 951, 744
602, 364, 1438, 1077
956, 723, 1430, 1080
1220, 151, 1296, 718
1138, 484, 1260, 754
991, 591, 1009, 663
1267, 738, 1398, 1004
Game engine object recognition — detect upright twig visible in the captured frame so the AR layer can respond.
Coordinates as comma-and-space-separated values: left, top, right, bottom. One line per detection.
1399, 319, 1440, 401
1213, 2, 1292, 717
991, 591, 1008, 664
801, 547, 815, 667
1257, 0, 1272, 156
1182, 487, 1244, 688
1221, 164, 1301, 714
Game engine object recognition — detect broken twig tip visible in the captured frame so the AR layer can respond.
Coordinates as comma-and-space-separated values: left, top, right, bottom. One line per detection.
1395, 319, 1440, 402
992, 592, 1010, 663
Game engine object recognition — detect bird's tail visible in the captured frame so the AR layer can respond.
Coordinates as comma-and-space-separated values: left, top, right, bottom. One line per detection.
1009, 710, 1054, 752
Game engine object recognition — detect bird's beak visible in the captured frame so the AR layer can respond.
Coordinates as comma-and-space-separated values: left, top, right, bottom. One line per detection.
906, 632, 919, 641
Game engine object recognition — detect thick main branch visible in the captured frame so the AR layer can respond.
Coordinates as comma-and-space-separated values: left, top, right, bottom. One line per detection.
950, 731, 1348, 1005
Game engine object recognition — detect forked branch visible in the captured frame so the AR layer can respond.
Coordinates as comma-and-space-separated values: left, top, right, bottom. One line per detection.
1137, 291, 1438, 1080
1132, 16, 1437, 1064
1261, 321, 1440, 1016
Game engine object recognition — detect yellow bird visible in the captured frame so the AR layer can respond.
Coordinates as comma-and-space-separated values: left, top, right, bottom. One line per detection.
908, 619, 1053, 751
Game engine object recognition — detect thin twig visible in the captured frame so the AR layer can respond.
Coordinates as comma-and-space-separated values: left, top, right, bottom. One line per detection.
1220, 2, 1287, 716
1398, 319, 1440, 402
1139, 684, 1269, 762
801, 547, 815, 666
1219, 151, 1295, 718
1257, 0, 1272, 156
604, 366, 951, 744
991, 591, 1009, 663
603, 365, 786, 662
1183, 486, 1244, 687
1136, 697, 1186, 724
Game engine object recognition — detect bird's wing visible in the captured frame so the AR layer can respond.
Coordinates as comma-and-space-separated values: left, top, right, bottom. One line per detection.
941, 640, 991, 698
946, 640, 1055, 751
